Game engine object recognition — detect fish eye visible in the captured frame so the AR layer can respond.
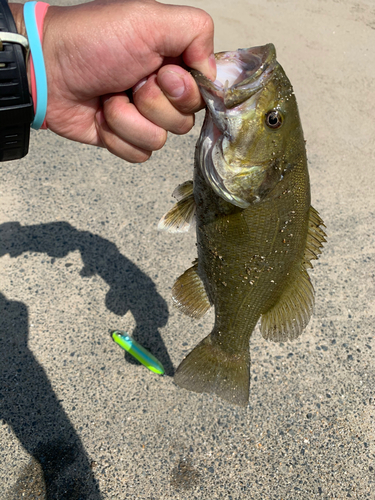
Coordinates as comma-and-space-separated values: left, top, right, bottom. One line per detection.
265, 110, 283, 129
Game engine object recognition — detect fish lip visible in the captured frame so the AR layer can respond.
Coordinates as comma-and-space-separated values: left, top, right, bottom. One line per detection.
192, 43, 277, 109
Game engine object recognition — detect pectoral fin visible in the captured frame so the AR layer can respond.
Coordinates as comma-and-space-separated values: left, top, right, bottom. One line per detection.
158, 181, 195, 233
172, 180, 193, 200
172, 261, 211, 319
261, 206, 326, 342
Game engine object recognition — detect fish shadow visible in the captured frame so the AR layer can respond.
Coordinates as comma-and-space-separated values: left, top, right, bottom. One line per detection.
0, 221, 172, 499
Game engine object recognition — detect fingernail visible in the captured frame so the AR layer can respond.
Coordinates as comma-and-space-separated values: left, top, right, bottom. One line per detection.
101, 93, 117, 105
133, 77, 147, 93
192, 54, 216, 82
158, 71, 186, 98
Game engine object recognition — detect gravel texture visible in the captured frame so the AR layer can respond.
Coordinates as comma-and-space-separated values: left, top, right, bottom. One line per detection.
0, 0, 374, 498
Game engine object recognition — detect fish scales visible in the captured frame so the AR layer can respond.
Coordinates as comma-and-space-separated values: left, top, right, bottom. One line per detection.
195, 162, 310, 341
159, 44, 326, 406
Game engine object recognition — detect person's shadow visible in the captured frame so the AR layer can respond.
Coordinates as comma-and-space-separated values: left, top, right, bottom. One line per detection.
0, 221, 171, 499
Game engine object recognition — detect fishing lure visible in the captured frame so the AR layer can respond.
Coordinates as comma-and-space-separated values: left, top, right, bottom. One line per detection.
111, 330, 165, 375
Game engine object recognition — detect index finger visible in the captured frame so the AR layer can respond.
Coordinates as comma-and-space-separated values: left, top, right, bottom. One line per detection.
154, 5, 216, 81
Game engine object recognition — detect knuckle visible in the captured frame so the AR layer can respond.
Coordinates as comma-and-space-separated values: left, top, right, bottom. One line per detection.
101, 133, 151, 163
152, 130, 167, 150
133, 77, 161, 113
104, 99, 125, 129
194, 9, 214, 35
202, 12, 215, 34
127, 150, 152, 164
171, 116, 194, 135
100, 131, 117, 154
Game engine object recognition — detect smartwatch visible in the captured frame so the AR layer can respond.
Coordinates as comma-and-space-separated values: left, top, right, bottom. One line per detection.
0, 0, 34, 161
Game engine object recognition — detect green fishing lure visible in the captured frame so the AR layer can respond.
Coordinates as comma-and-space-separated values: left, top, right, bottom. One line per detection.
111, 330, 165, 375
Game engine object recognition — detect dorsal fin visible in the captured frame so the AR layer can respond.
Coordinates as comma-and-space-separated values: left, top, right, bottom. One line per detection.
303, 206, 326, 268
158, 181, 195, 233
260, 206, 326, 342
172, 261, 211, 319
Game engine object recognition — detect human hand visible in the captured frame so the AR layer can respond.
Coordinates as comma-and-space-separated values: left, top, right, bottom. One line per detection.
12, 0, 216, 162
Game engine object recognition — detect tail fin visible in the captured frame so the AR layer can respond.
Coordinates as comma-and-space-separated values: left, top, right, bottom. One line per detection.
174, 334, 250, 406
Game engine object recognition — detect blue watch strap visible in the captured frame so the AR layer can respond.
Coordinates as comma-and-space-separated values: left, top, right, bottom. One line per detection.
24, 1, 48, 130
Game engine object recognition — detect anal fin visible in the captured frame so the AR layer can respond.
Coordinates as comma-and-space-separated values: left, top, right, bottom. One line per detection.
172, 261, 211, 319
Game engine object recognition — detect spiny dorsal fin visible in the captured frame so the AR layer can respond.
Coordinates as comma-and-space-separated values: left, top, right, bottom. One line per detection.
303, 206, 326, 268
158, 181, 195, 233
172, 261, 211, 319
172, 180, 193, 201
260, 267, 314, 342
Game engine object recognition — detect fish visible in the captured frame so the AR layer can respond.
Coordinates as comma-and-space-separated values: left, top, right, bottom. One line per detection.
158, 44, 326, 406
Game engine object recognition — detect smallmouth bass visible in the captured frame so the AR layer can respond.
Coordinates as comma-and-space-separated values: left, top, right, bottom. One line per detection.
159, 44, 326, 406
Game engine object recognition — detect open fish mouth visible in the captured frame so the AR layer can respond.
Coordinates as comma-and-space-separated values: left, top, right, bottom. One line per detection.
192, 44, 278, 208
192, 43, 277, 110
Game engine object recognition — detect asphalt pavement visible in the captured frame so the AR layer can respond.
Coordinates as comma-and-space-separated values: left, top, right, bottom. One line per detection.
0, 0, 374, 498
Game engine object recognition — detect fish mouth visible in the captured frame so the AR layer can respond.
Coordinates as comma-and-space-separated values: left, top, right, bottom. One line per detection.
192, 43, 277, 110
193, 44, 277, 208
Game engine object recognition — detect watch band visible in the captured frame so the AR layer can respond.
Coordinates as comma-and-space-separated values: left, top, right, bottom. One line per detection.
0, 0, 34, 161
